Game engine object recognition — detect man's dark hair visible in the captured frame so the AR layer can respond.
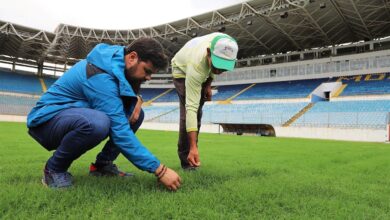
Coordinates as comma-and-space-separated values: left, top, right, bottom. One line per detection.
124, 38, 168, 70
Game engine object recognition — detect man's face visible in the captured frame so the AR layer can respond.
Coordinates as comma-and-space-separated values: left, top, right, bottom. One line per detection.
125, 51, 157, 83
210, 63, 227, 75
206, 48, 227, 75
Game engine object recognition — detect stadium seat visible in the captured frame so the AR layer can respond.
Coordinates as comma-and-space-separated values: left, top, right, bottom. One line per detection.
0, 94, 39, 116
214, 78, 329, 101
0, 70, 43, 94
338, 73, 390, 96
292, 100, 390, 129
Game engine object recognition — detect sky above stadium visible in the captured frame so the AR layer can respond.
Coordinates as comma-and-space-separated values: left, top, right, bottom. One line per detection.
0, 0, 247, 32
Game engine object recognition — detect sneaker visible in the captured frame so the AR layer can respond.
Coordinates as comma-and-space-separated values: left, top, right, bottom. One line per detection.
42, 166, 72, 188
89, 162, 134, 177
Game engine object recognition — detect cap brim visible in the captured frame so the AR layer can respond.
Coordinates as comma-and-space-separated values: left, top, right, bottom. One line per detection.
211, 53, 236, 71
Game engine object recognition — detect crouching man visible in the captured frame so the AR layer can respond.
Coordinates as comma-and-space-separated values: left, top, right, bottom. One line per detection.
27, 38, 181, 190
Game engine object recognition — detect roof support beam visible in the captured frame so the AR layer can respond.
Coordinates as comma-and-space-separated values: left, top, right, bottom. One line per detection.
384, 0, 390, 18
214, 11, 272, 53
242, 2, 302, 50
185, 17, 213, 35
349, 0, 373, 40
293, 6, 333, 45
329, 0, 359, 41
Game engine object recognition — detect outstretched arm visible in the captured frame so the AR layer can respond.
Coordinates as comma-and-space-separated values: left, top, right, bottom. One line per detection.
83, 74, 181, 190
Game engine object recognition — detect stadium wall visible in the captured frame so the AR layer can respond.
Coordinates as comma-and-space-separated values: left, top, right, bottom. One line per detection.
273, 126, 388, 143
138, 122, 389, 142
0, 115, 26, 122
1, 115, 388, 142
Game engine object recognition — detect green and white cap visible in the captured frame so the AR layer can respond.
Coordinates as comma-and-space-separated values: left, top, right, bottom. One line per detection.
210, 35, 238, 71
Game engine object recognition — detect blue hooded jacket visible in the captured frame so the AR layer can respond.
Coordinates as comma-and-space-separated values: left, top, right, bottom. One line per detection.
27, 43, 160, 173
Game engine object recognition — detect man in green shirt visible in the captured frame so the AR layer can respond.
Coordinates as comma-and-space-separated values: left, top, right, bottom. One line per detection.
171, 33, 239, 170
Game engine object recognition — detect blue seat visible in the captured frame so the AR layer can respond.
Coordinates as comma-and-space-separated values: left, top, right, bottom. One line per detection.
338, 73, 390, 96
43, 77, 58, 90
213, 78, 329, 101
0, 70, 43, 94
144, 102, 309, 126
0, 94, 39, 115
143, 105, 179, 122
213, 84, 249, 101
139, 88, 169, 101
153, 89, 179, 102
293, 100, 390, 129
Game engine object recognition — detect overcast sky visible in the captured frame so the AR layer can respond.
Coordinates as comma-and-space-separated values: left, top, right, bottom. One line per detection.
0, 0, 247, 32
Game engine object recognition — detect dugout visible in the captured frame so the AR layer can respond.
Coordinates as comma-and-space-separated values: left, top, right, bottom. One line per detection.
214, 123, 276, 137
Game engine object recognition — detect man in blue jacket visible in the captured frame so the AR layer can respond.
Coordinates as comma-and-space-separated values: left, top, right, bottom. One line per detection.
27, 38, 181, 190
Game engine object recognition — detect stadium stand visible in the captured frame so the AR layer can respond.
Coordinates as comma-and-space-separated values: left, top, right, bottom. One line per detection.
0, 70, 43, 94
140, 88, 170, 101
144, 102, 309, 126
203, 102, 309, 125
212, 84, 251, 101
151, 89, 179, 103
0, 94, 39, 116
293, 100, 390, 129
1, 67, 389, 131
213, 73, 389, 102
1, 68, 389, 131
143, 105, 179, 122
139, 88, 178, 103
231, 78, 327, 100
43, 77, 58, 91
337, 73, 390, 96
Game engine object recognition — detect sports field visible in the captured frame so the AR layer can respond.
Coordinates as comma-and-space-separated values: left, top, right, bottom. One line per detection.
0, 121, 389, 219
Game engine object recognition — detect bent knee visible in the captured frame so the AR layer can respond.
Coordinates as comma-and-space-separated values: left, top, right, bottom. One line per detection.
89, 111, 110, 139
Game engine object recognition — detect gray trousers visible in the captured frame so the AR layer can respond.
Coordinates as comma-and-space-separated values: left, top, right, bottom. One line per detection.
173, 78, 206, 168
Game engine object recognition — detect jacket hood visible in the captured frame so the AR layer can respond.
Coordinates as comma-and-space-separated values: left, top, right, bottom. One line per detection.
86, 43, 136, 97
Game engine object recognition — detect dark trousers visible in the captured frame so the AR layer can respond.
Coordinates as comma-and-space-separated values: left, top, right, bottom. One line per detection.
28, 107, 144, 172
173, 78, 206, 168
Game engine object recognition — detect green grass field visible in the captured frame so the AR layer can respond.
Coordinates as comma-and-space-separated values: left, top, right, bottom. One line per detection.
0, 121, 389, 219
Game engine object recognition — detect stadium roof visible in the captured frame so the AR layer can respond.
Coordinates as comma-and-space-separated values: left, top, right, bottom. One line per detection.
1, 0, 390, 66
